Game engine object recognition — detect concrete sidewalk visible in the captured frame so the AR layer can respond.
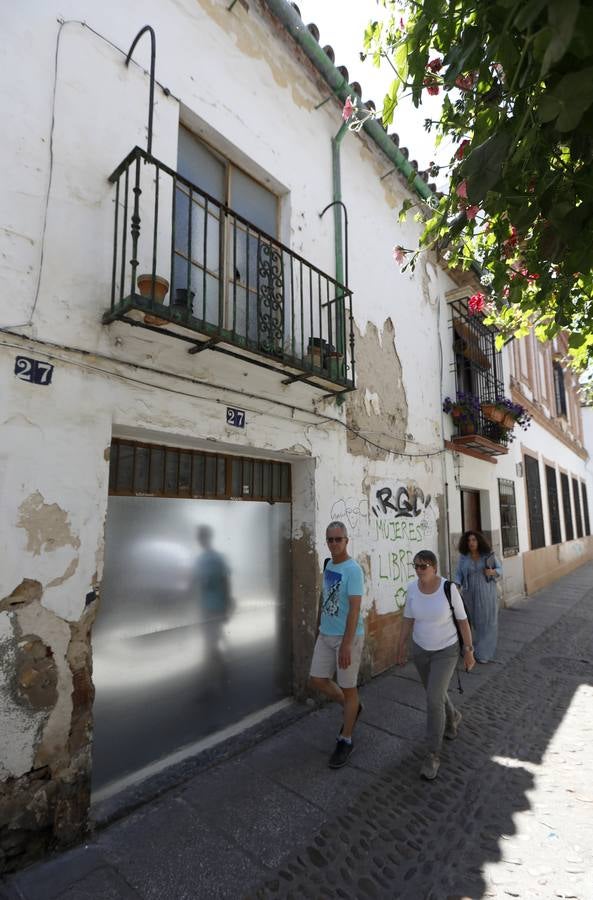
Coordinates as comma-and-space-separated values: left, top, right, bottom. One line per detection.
3, 563, 593, 900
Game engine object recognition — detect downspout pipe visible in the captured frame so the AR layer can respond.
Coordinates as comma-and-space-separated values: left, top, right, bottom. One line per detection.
263, 0, 434, 202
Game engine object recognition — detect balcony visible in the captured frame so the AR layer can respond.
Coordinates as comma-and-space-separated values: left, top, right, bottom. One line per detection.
103, 147, 355, 392
446, 297, 509, 460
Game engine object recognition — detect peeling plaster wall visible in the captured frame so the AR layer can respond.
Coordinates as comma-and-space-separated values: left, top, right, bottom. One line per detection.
1, 0, 471, 869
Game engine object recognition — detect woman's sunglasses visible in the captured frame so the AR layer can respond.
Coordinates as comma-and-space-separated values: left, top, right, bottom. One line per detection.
414, 562, 431, 570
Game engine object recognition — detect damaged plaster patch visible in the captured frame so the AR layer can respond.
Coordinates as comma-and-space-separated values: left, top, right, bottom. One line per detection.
0, 613, 47, 779
346, 319, 408, 460
17, 491, 81, 557
46, 557, 79, 589
0, 579, 43, 613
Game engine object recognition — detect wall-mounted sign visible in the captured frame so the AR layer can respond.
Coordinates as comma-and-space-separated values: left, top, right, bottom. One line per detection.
226, 406, 245, 428
14, 356, 54, 385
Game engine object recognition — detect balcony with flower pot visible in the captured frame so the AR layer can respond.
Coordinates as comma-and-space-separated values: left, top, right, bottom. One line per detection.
102, 146, 355, 393
443, 391, 511, 459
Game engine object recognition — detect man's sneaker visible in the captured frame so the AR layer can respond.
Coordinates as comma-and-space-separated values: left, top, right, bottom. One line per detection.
444, 708, 462, 740
420, 752, 440, 781
328, 739, 354, 769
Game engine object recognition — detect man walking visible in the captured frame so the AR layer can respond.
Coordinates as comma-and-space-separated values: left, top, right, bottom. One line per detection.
309, 521, 365, 768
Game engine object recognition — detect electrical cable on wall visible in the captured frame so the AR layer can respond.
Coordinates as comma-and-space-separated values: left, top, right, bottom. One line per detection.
1, 334, 446, 460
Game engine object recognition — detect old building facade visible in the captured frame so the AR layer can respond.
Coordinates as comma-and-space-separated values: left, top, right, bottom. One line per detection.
1, 0, 591, 870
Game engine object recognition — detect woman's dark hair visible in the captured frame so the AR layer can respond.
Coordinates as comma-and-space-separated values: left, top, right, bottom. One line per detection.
413, 549, 438, 568
458, 530, 492, 555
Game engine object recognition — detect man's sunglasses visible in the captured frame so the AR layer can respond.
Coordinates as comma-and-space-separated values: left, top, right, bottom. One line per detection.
327, 537, 345, 543
414, 562, 431, 570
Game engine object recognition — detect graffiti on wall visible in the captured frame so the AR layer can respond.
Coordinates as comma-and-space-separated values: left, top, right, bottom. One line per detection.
370, 482, 438, 613
330, 496, 369, 535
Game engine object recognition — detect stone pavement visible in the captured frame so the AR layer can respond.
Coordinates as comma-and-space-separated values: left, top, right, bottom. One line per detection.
2, 564, 593, 900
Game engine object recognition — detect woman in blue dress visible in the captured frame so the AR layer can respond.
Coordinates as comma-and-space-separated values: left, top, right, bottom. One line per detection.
454, 531, 502, 663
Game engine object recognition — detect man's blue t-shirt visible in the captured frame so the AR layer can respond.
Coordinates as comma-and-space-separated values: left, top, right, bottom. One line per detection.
320, 558, 365, 637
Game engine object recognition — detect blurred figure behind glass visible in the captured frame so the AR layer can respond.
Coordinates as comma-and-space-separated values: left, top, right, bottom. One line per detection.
194, 525, 234, 686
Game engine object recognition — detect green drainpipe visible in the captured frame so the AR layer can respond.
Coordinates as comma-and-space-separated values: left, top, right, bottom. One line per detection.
331, 121, 349, 291
263, 0, 435, 205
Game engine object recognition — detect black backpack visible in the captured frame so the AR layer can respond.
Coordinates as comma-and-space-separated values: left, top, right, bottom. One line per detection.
443, 579, 471, 655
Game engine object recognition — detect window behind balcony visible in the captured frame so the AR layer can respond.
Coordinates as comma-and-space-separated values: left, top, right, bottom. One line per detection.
545, 465, 562, 545
173, 127, 279, 347
450, 297, 504, 440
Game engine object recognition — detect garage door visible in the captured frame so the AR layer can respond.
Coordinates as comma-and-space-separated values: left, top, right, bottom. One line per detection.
92, 439, 291, 795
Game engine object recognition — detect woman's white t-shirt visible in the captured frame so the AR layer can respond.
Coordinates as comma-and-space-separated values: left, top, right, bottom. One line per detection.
403, 577, 467, 651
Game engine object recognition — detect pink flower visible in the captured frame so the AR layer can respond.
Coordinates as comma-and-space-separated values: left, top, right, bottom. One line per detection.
342, 96, 355, 121
399, 16, 406, 31
468, 292, 486, 315
392, 246, 407, 266
465, 205, 479, 220
423, 76, 440, 96
455, 139, 470, 160
456, 180, 468, 199
427, 58, 442, 73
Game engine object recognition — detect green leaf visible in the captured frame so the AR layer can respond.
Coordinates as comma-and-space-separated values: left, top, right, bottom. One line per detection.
462, 130, 513, 202
541, 0, 580, 76
514, 0, 548, 30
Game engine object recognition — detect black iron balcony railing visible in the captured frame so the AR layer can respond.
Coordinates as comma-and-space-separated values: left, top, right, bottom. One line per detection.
448, 297, 509, 455
103, 146, 355, 391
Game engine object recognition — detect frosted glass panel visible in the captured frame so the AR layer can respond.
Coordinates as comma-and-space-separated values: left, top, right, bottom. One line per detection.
92, 497, 291, 793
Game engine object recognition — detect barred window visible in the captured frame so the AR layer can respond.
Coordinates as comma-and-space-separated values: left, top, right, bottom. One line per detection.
524, 456, 545, 550
582, 483, 591, 536
560, 472, 574, 541
545, 465, 562, 545
108, 439, 291, 502
572, 477, 584, 538
498, 479, 519, 556
553, 363, 567, 417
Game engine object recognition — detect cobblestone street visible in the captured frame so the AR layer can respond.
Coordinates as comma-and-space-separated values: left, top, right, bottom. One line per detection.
3, 564, 593, 900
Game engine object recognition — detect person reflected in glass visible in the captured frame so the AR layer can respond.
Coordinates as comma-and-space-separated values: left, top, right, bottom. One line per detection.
396, 550, 475, 781
194, 525, 234, 686
455, 531, 502, 664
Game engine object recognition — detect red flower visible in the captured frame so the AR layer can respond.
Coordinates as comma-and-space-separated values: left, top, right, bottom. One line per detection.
423, 76, 440, 96
465, 205, 479, 221
456, 180, 468, 200
455, 139, 470, 160
455, 73, 476, 92
427, 58, 442, 73
468, 292, 486, 315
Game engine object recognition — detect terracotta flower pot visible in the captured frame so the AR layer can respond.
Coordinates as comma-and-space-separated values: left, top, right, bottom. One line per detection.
481, 402, 506, 425
137, 274, 169, 302
137, 274, 170, 327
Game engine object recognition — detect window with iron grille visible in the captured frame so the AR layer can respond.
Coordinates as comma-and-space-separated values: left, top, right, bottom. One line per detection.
553, 363, 567, 417
545, 465, 562, 545
524, 455, 545, 549
560, 472, 573, 541
582, 483, 591, 536
572, 477, 584, 538
108, 439, 291, 502
498, 479, 519, 556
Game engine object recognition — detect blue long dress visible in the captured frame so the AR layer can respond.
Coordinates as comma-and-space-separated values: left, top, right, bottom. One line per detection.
454, 553, 502, 662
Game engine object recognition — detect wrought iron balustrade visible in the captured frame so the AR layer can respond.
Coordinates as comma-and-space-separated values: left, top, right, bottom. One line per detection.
448, 297, 508, 455
104, 146, 355, 391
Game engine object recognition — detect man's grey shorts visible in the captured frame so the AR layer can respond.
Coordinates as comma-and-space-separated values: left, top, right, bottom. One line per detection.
309, 633, 364, 688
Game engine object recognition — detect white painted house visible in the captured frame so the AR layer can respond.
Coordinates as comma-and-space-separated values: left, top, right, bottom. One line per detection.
1, 0, 591, 869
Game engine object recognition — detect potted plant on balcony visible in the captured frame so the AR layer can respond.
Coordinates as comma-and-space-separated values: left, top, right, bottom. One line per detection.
137, 273, 170, 326
443, 392, 481, 434
482, 397, 531, 430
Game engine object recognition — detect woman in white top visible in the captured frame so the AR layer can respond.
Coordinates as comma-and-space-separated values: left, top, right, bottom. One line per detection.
397, 550, 475, 781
